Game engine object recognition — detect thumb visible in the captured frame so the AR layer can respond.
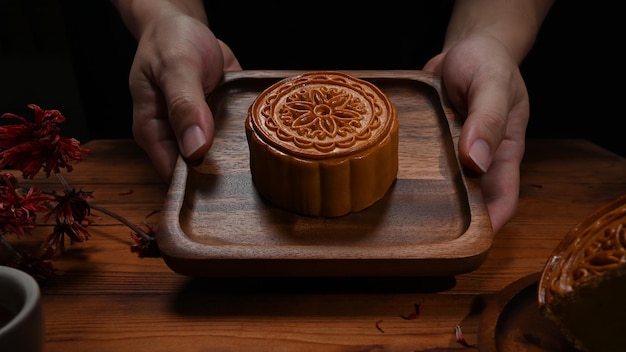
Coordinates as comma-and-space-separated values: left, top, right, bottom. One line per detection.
169, 93, 214, 161
422, 52, 445, 73
161, 73, 215, 160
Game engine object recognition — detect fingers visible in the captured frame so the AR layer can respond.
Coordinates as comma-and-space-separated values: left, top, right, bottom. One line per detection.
130, 70, 181, 182
161, 77, 214, 160
129, 18, 230, 183
156, 30, 225, 158
459, 66, 528, 173
132, 73, 215, 183
466, 73, 527, 232
457, 73, 512, 174
422, 52, 445, 73
435, 36, 529, 232
479, 140, 522, 233
440, 38, 527, 175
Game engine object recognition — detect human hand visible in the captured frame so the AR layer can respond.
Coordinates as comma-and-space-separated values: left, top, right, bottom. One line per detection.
423, 35, 529, 233
128, 13, 241, 182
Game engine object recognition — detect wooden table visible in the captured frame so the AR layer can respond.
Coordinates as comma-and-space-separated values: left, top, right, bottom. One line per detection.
22, 139, 626, 351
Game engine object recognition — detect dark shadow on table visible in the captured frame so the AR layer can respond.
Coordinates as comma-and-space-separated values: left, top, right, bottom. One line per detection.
169, 276, 457, 317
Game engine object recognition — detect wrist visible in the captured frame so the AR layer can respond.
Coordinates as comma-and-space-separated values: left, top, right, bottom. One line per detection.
109, 0, 207, 39
445, 0, 554, 64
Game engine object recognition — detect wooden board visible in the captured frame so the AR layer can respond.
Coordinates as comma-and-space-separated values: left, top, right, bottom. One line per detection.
158, 70, 493, 277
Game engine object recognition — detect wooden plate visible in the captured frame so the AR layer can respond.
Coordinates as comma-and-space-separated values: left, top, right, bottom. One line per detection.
158, 70, 493, 277
478, 273, 578, 352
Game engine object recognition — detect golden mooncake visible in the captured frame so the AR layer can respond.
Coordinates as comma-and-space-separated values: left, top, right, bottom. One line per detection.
245, 71, 398, 217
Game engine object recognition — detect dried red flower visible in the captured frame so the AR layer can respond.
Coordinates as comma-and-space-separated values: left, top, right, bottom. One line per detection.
11, 249, 58, 282
0, 104, 159, 282
0, 104, 90, 179
40, 189, 94, 257
130, 224, 160, 258
0, 173, 49, 236
45, 189, 94, 226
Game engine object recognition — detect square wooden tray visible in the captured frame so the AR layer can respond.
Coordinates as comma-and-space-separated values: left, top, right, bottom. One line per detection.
158, 70, 493, 277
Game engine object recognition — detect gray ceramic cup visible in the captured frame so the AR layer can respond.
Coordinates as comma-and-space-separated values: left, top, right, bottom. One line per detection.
0, 266, 44, 352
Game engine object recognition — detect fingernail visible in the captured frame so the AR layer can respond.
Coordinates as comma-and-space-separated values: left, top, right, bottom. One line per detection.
181, 125, 206, 158
469, 139, 490, 173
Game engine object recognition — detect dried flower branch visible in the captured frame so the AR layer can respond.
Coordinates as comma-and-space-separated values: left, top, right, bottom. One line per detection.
0, 104, 159, 282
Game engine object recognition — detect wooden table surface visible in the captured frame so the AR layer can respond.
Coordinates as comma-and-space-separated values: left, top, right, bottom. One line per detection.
20, 138, 626, 351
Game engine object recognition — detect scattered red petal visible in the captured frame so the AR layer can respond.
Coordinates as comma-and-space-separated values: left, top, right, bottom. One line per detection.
375, 320, 384, 333
119, 189, 134, 195
454, 324, 477, 349
145, 209, 160, 219
399, 303, 423, 320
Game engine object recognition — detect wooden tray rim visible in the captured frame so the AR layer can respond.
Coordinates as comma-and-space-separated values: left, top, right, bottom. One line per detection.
158, 70, 494, 275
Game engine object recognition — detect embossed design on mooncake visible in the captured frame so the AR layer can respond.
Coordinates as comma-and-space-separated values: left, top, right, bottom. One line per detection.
245, 71, 399, 217
542, 202, 626, 301
250, 71, 393, 159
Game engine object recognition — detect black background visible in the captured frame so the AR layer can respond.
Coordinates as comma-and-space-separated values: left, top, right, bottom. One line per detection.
1, 1, 624, 157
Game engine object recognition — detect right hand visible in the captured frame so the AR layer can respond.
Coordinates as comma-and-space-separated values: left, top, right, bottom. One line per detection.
424, 35, 529, 233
